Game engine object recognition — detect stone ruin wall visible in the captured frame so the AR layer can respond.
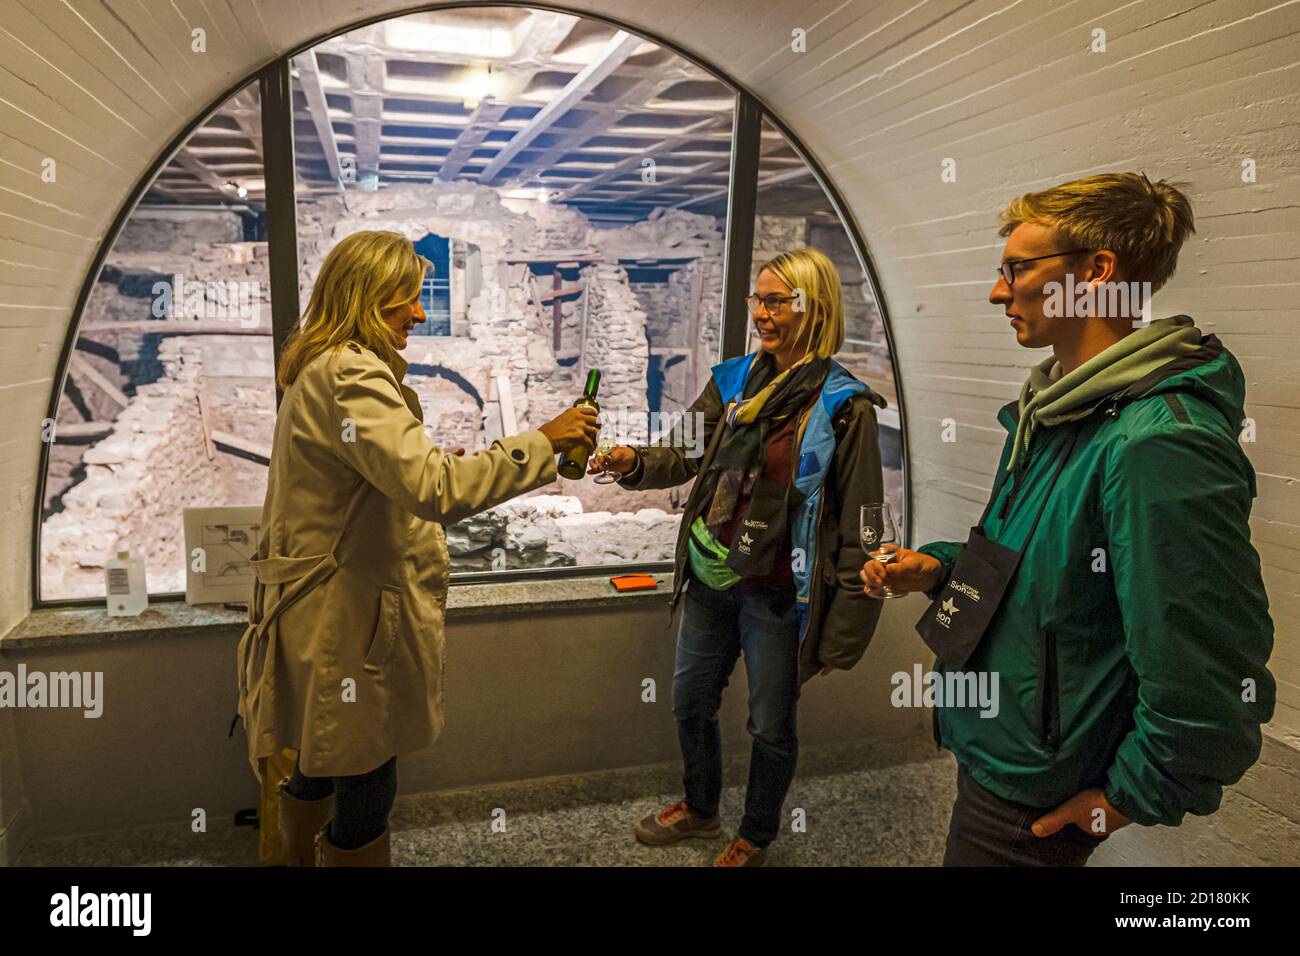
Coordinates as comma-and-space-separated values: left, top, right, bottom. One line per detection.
42, 336, 275, 597
42, 186, 902, 596
295, 182, 726, 545
45, 184, 745, 594
43, 209, 279, 596
752, 214, 884, 351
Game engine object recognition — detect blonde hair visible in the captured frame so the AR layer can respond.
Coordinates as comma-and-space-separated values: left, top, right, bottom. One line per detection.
277, 230, 430, 389
757, 247, 845, 359
998, 172, 1195, 293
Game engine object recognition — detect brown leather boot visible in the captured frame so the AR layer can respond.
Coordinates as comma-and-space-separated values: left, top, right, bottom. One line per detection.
277, 777, 332, 867
315, 822, 392, 867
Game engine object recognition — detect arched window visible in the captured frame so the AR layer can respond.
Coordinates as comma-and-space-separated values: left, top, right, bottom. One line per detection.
37, 6, 903, 603
40, 82, 270, 600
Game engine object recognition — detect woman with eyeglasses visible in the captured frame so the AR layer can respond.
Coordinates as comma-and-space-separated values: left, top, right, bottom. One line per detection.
592, 247, 888, 866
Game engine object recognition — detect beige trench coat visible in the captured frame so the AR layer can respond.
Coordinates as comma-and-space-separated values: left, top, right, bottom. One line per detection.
236, 341, 556, 778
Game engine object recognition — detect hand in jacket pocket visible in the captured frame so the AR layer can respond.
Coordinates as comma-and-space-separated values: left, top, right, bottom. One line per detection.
1031, 788, 1132, 839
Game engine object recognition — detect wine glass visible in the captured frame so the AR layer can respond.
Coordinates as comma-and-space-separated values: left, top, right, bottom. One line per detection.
861, 502, 903, 599
592, 435, 618, 483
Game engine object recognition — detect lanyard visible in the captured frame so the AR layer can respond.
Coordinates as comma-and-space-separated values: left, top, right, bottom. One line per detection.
976, 427, 1081, 546
914, 425, 1082, 670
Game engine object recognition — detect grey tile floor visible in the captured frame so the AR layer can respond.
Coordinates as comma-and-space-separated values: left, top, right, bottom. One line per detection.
17, 740, 957, 867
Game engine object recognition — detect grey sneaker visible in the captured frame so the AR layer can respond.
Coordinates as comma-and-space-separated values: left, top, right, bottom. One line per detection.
634, 800, 722, 846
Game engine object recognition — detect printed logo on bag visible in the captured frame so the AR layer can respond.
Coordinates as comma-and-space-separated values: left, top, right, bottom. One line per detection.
738, 532, 753, 554
936, 596, 961, 629
949, 580, 981, 601
742, 517, 769, 531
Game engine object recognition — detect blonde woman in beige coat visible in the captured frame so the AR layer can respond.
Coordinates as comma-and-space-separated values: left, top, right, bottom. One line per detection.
236, 231, 598, 867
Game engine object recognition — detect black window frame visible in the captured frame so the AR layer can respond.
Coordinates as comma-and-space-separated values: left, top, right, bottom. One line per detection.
31, 2, 907, 608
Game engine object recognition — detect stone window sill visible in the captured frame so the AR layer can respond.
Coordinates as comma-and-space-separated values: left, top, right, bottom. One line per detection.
1, 572, 675, 652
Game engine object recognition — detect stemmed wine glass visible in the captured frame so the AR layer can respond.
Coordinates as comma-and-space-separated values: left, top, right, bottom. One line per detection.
591, 435, 618, 484
861, 502, 903, 599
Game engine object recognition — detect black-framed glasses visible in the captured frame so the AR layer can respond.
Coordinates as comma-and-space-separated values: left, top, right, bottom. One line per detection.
746, 293, 798, 314
999, 249, 1090, 286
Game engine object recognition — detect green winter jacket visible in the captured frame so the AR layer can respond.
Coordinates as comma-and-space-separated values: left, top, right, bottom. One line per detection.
918, 333, 1275, 827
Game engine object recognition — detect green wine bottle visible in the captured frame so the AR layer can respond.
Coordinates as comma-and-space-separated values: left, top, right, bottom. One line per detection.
558, 368, 601, 479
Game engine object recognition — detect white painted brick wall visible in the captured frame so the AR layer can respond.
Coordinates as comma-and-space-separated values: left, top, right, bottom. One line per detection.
0, 0, 1296, 857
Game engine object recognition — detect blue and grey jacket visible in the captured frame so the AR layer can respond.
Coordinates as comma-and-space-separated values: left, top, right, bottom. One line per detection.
620, 350, 888, 682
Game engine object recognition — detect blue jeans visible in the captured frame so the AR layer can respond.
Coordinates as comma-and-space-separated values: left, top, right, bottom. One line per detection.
673, 572, 802, 848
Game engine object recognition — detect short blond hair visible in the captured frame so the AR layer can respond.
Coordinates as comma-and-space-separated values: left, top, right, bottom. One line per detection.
998, 172, 1195, 292
757, 247, 845, 358
277, 230, 429, 389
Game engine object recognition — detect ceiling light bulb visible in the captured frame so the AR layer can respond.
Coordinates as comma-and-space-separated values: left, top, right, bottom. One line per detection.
462, 65, 496, 110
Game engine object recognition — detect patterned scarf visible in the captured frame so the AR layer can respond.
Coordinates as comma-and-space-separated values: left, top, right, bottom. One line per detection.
702, 352, 829, 533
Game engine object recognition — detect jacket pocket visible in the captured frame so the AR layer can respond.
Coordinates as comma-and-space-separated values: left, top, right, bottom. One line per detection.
363, 585, 402, 673
1036, 628, 1060, 753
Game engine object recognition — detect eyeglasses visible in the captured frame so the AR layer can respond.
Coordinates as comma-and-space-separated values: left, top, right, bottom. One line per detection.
746, 293, 798, 315
998, 249, 1090, 286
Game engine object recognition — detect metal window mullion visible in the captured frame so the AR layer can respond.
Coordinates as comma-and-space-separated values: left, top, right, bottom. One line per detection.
718, 92, 762, 361
258, 58, 300, 405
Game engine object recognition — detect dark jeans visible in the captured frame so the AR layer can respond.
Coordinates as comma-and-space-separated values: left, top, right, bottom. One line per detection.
285, 754, 398, 849
673, 572, 801, 848
943, 763, 1108, 866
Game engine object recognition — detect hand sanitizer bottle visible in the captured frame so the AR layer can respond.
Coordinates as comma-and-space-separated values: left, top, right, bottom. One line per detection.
106, 550, 148, 617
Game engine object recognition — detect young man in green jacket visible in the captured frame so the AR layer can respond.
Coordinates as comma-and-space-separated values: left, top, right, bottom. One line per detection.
861, 173, 1276, 866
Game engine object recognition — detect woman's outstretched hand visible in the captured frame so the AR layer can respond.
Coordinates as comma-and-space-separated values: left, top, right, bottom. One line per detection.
538, 406, 600, 454
588, 445, 638, 477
